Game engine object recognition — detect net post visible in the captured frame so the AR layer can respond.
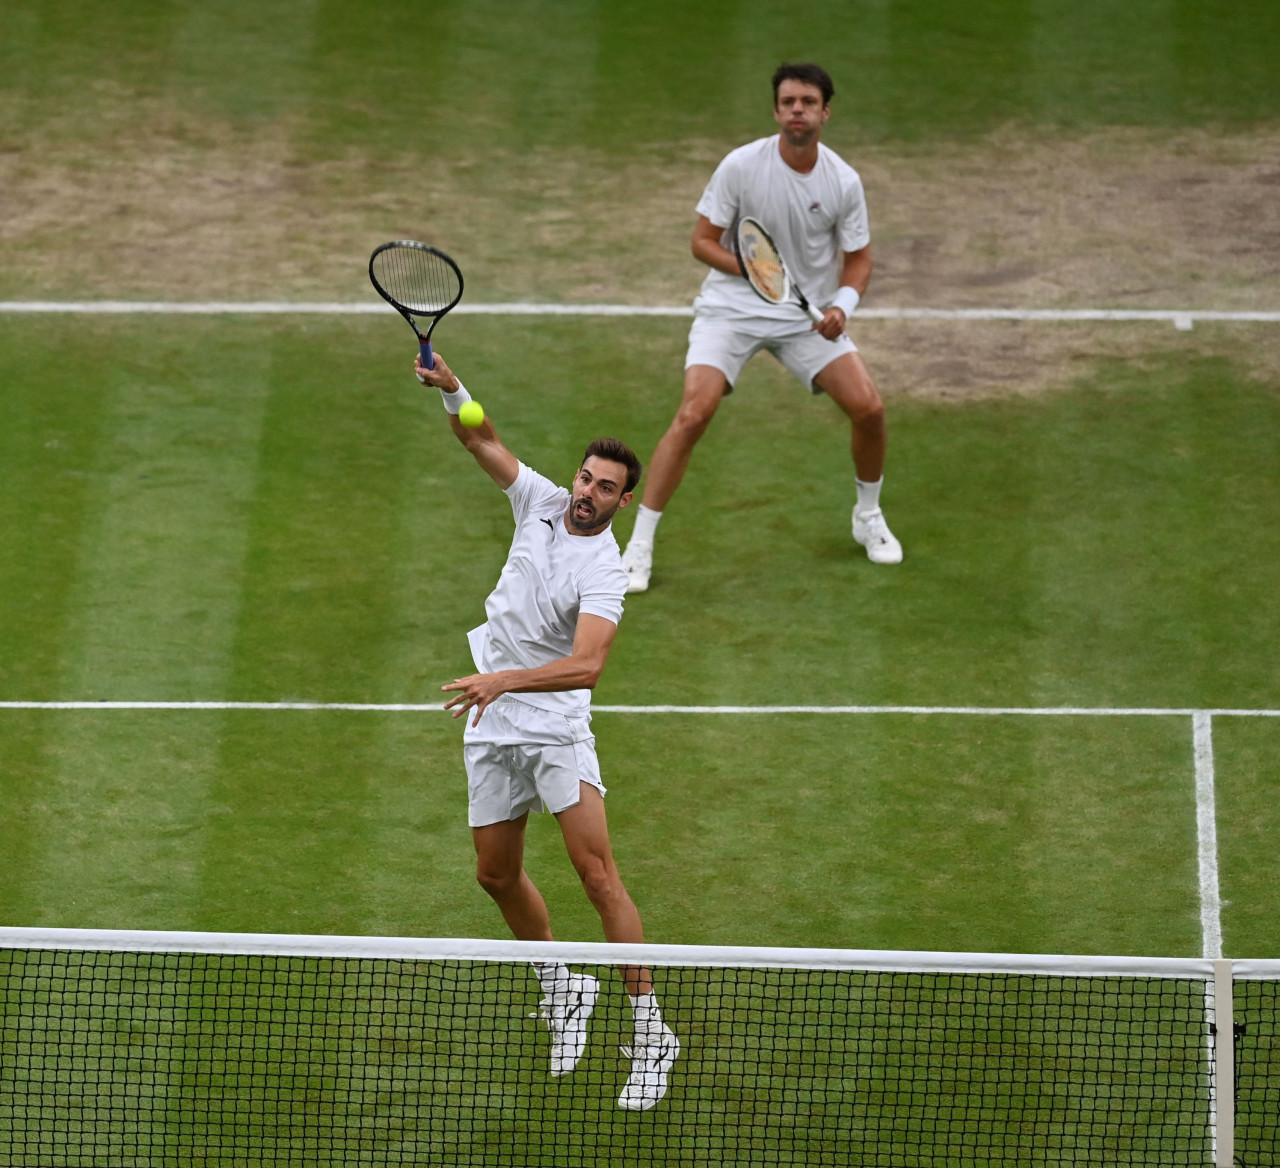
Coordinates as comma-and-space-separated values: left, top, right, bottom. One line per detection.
1213, 958, 1235, 1168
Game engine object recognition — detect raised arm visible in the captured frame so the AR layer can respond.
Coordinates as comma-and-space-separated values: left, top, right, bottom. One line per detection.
441, 613, 620, 726
415, 350, 519, 490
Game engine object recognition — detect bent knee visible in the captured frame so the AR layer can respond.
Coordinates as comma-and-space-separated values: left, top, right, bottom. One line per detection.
851, 395, 885, 427
671, 397, 720, 440
577, 862, 626, 908
476, 865, 521, 898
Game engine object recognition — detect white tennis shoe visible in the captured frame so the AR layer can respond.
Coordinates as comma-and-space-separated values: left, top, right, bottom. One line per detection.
852, 507, 903, 564
620, 540, 653, 593
617, 1024, 680, 1110
532, 973, 599, 1076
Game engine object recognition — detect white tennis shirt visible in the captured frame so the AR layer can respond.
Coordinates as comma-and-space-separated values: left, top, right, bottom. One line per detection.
694, 134, 871, 322
466, 462, 627, 719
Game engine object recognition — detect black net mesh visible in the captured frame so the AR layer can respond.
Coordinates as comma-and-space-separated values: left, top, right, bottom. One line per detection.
1235, 978, 1279, 1167
0, 947, 1224, 1166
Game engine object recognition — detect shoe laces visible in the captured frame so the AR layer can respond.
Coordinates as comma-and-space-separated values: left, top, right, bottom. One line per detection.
620, 1035, 671, 1066
531, 997, 565, 1032
857, 509, 889, 537
624, 542, 652, 570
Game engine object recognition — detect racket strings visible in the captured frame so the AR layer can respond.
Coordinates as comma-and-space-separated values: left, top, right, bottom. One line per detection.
738, 226, 788, 304
373, 246, 462, 314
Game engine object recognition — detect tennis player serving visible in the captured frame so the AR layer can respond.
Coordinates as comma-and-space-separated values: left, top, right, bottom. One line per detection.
414, 350, 679, 1111
621, 62, 902, 592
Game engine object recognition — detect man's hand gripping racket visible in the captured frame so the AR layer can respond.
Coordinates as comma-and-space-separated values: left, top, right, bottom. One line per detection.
733, 216, 831, 330
368, 240, 464, 371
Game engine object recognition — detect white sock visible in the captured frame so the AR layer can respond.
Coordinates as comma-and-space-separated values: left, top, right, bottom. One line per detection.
855, 477, 883, 515
533, 961, 573, 997
628, 505, 663, 547
629, 991, 665, 1043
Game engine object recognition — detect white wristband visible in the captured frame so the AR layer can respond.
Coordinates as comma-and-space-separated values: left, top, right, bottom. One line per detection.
439, 381, 471, 414
831, 286, 861, 318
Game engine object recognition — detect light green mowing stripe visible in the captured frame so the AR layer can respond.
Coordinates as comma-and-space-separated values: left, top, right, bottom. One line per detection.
24, 344, 271, 927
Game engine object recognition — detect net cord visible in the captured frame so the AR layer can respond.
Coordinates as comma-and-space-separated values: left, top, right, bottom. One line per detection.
0, 925, 1228, 977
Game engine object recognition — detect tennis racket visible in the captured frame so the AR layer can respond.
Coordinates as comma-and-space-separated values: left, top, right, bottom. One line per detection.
368, 240, 464, 370
733, 216, 823, 324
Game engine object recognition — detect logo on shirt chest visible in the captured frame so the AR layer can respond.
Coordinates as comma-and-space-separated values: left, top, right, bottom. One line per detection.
809, 200, 822, 213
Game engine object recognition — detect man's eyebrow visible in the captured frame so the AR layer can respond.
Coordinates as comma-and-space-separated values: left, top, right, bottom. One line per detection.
579, 468, 620, 490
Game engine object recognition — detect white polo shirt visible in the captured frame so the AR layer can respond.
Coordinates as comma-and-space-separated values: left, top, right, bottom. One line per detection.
466, 462, 627, 720
694, 134, 871, 322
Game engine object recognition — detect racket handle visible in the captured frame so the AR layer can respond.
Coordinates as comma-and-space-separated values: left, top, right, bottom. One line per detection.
806, 303, 824, 324
420, 340, 435, 370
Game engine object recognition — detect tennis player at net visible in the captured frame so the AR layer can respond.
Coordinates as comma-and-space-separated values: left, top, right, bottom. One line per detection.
414, 351, 679, 1111
621, 61, 902, 592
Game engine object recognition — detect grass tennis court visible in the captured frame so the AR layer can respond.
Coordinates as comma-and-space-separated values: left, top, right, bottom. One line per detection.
1, 314, 1277, 960
2, 2, 1279, 1162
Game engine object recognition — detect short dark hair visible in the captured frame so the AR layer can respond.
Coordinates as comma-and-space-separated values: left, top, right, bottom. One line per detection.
771, 62, 834, 106
582, 438, 642, 495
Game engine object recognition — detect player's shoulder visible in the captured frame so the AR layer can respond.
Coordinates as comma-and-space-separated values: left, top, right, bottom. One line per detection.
507, 462, 568, 511
816, 141, 862, 183
719, 135, 780, 169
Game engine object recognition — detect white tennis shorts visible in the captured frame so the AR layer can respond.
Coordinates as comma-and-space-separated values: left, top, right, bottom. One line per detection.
462, 697, 606, 828
686, 308, 858, 393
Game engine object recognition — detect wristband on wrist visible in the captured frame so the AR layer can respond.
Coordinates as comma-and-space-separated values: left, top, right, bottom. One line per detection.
439, 382, 471, 414
831, 286, 861, 318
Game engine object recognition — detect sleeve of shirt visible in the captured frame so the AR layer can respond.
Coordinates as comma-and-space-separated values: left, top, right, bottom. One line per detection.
837, 170, 871, 253
695, 149, 742, 229
504, 461, 562, 523
576, 558, 627, 626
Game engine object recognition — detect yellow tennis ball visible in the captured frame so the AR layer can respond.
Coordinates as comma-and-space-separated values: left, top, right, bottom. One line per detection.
458, 400, 485, 428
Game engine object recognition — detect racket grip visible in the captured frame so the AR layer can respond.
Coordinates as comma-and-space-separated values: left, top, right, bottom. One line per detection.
806, 303, 824, 324
420, 340, 435, 370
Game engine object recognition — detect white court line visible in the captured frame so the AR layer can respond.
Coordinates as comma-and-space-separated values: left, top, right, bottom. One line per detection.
1194, 712, 1224, 961
0, 699, 1249, 959
2, 700, 1280, 716
2, 301, 1279, 327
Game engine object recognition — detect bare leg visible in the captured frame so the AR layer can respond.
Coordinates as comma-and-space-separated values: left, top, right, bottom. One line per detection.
555, 785, 652, 997
816, 350, 902, 562
638, 364, 731, 513
472, 815, 554, 941
813, 350, 886, 483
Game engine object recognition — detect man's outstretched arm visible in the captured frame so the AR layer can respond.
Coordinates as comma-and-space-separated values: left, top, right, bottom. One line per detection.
441, 613, 619, 726
415, 351, 519, 490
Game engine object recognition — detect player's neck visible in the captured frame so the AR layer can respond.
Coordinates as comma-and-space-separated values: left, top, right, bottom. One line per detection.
776, 134, 820, 175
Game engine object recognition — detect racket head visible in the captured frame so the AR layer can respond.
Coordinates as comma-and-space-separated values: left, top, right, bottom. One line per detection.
369, 240, 465, 320
734, 217, 791, 307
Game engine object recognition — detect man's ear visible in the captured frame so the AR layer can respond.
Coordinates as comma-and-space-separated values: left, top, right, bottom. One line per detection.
618, 491, 634, 510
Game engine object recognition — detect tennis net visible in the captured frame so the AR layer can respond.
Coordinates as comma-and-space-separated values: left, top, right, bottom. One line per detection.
1, 929, 1276, 1166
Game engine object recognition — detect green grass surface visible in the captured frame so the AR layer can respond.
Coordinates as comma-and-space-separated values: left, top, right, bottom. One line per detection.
1, 3, 1278, 1161
1, 314, 1276, 959
4, 0, 1278, 151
